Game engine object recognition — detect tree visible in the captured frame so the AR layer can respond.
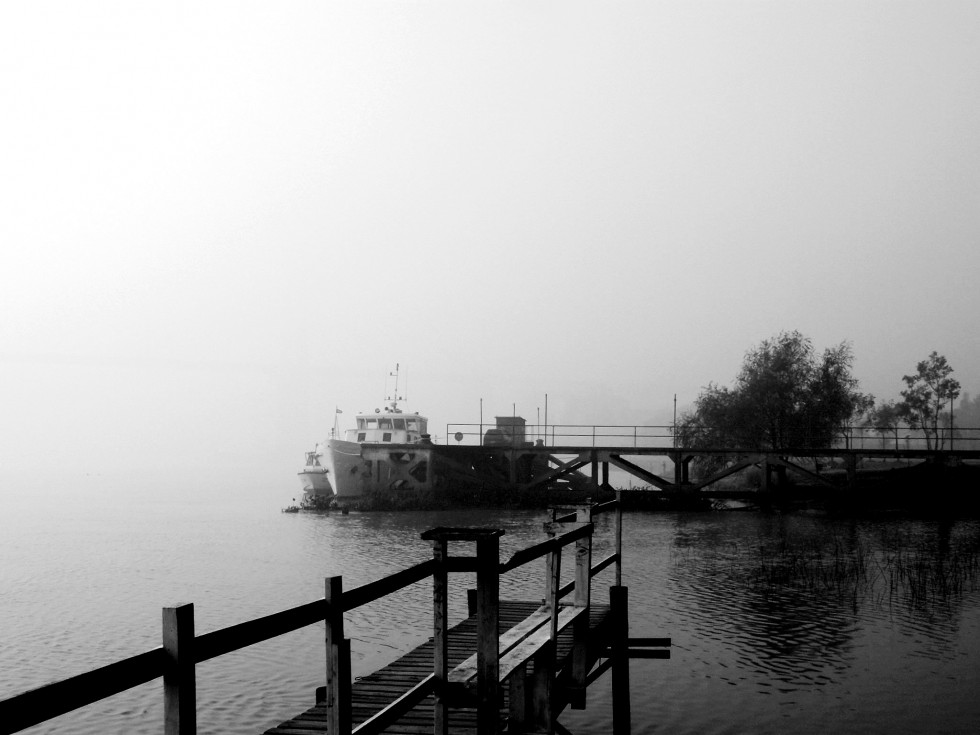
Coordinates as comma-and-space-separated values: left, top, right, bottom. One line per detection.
898, 352, 961, 450
677, 331, 873, 464
867, 400, 903, 450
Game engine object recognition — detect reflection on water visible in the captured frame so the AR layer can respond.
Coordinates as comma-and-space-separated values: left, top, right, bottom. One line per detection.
2, 479, 979, 735
561, 513, 980, 735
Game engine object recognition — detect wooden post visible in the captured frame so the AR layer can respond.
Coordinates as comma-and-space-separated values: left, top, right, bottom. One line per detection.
508, 662, 529, 731
421, 527, 505, 735
476, 533, 501, 735
325, 576, 350, 735
573, 505, 592, 608
529, 640, 556, 733
615, 490, 623, 587
432, 539, 450, 735
544, 519, 562, 644
163, 603, 195, 735
569, 506, 593, 709
610, 585, 631, 735
547, 545, 562, 641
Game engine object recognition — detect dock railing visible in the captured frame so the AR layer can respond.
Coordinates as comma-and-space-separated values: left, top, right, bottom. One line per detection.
446, 423, 980, 452
0, 497, 624, 735
447, 423, 677, 448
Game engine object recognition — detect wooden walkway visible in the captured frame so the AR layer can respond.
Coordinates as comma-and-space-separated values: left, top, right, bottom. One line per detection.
1, 496, 666, 735
265, 601, 614, 735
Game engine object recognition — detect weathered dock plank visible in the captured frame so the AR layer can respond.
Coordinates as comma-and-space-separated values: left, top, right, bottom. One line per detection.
264, 601, 613, 734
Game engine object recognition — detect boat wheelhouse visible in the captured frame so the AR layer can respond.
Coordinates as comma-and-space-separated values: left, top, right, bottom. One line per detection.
345, 410, 428, 444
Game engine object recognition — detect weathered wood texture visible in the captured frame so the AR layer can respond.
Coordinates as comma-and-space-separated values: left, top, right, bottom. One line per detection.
263, 602, 613, 735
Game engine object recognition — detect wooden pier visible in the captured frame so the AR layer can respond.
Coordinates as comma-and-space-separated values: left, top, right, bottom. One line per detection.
0, 495, 669, 735
267, 601, 614, 735
313, 418, 980, 507
432, 430, 980, 498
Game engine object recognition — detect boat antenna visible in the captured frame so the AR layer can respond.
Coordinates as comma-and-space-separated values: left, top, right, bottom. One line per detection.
386, 363, 404, 411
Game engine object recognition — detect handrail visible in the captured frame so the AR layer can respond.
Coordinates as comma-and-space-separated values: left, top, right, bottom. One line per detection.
498, 522, 593, 574
550, 552, 619, 602
591, 498, 618, 516
196, 599, 325, 663
341, 560, 436, 611
590, 553, 619, 579
0, 648, 166, 734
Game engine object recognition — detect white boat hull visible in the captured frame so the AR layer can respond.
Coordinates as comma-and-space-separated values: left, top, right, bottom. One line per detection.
297, 468, 333, 506
325, 438, 433, 500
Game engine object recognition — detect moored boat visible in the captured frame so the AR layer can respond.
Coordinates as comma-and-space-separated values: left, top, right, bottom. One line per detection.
325, 366, 433, 501
297, 444, 333, 509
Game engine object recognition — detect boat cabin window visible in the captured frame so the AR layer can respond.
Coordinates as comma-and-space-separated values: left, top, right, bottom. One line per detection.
359, 418, 379, 430
393, 418, 406, 430
357, 432, 366, 442
383, 432, 392, 442
379, 418, 393, 429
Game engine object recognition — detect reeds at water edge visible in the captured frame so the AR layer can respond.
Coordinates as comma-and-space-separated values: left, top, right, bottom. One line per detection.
748, 527, 980, 611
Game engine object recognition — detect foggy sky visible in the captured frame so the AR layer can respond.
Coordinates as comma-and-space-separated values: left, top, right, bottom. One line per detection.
2, 1, 979, 482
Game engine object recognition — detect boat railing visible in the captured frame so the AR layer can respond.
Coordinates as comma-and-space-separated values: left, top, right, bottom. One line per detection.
0, 497, 623, 735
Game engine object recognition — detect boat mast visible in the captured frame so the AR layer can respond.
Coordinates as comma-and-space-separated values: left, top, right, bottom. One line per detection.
387, 363, 404, 413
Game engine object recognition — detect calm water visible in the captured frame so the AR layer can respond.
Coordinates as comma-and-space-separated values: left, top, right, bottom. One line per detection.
2, 472, 979, 734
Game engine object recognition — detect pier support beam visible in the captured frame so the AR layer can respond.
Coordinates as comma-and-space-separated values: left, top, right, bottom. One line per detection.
671, 452, 693, 489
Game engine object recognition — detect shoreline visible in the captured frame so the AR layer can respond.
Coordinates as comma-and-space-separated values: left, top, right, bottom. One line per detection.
305, 462, 980, 516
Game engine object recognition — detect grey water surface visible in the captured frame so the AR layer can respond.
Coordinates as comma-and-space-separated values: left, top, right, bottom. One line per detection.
2, 473, 978, 734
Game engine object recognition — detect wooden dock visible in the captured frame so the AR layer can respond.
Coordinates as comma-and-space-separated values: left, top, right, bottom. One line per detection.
0, 494, 669, 735
265, 601, 614, 735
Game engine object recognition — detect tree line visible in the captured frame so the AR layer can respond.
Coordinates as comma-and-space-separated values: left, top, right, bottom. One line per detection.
676, 331, 966, 456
